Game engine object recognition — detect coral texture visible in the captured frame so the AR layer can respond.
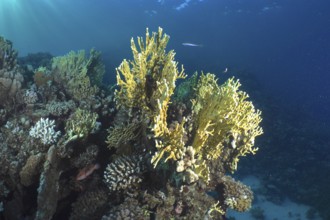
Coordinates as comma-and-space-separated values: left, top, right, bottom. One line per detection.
191, 74, 263, 173
65, 108, 98, 141
51, 49, 105, 101
70, 188, 108, 220
221, 176, 253, 212
0, 36, 24, 106
29, 118, 61, 145
104, 155, 146, 192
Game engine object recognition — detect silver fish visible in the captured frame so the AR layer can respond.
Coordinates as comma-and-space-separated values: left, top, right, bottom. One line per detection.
182, 43, 203, 47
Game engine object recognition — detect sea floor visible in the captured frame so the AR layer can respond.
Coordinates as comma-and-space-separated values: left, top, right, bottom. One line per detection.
227, 175, 322, 220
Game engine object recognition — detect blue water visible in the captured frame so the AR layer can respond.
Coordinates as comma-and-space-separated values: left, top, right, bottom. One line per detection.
1, 0, 329, 125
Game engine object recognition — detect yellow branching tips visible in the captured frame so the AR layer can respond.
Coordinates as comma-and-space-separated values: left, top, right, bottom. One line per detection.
191, 73, 263, 173
115, 27, 186, 115
114, 27, 263, 180
114, 27, 186, 166
151, 118, 187, 167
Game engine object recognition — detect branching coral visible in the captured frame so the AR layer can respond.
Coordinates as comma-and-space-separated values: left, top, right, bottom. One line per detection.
191, 73, 263, 173
153, 72, 262, 180
151, 118, 187, 167
114, 27, 187, 167
106, 121, 142, 150
29, 118, 61, 145
112, 28, 262, 183
115, 27, 185, 114
51, 49, 105, 101
65, 108, 98, 142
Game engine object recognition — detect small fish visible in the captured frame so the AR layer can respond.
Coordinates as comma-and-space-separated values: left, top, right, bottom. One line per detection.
76, 163, 100, 181
182, 43, 203, 47
222, 67, 228, 73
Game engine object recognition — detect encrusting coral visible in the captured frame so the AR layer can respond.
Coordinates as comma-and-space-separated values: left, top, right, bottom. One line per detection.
221, 175, 254, 212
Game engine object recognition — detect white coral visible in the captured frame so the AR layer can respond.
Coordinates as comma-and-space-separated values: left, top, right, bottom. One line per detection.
23, 89, 38, 104
29, 118, 61, 145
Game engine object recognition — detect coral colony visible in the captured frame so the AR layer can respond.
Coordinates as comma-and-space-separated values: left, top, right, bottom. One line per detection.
0, 28, 262, 219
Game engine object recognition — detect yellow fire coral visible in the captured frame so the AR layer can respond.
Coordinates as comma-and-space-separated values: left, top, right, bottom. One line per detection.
151, 118, 187, 167
191, 73, 263, 173
114, 27, 186, 166
106, 122, 142, 149
115, 27, 185, 116
51, 49, 105, 101
114, 27, 262, 181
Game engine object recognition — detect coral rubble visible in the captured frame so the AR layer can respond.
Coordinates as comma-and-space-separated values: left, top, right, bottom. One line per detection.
0, 28, 262, 220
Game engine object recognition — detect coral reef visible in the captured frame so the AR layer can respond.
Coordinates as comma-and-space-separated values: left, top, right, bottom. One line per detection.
221, 176, 253, 212
102, 28, 262, 219
101, 197, 147, 220
65, 108, 98, 141
46, 100, 76, 117
70, 187, 108, 220
0, 36, 24, 107
0, 29, 262, 220
106, 121, 142, 150
51, 49, 105, 101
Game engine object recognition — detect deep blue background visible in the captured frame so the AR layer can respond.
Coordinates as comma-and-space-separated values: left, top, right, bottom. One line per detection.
1, 0, 329, 124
